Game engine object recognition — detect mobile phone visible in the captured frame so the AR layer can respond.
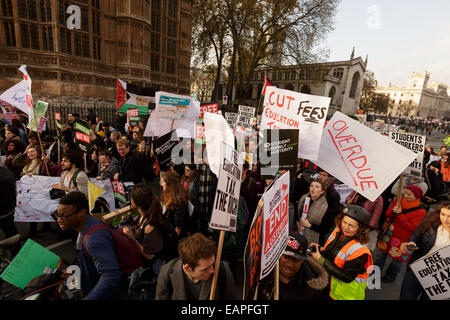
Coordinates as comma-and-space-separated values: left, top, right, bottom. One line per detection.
308, 245, 317, 253
406, 244, 419, 250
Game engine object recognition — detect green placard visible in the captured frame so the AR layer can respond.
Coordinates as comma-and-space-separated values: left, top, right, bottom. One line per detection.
0, 239, 61, 289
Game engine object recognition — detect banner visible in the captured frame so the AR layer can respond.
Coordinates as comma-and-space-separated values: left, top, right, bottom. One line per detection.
204, 112, 235, 176
243, 201, 263, 300
153, 130, 179, 171
261, 86, 330, 160
260, 172, 290, 279
0, 81, 29, 117
209, 144, 243, 232
74, 119, 91, 153
116, 79, 158, 115
3, 112, 18, 123
153, 91, 191, 120
260, 129, 299, 180
314, 112, 417, 202
389, 132, 426, 178
410, 245, 450, 300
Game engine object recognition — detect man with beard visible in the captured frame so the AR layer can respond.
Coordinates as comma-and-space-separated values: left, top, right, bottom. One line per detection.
52, 150, 89, 197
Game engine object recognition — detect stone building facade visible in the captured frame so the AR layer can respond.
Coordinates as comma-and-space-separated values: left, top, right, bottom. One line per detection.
375, 71, 450, 118
0, 0, 192, 107
214, 48, 367, 115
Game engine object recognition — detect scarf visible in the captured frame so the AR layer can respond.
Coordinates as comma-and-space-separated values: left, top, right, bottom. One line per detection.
400, 198, 421, 210
22, 159, 42, 175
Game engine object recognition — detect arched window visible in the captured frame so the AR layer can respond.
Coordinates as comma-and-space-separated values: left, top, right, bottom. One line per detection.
285, 84, 294, 91
349, 72, 360, 98
300, 85, 311, 94
328, 86, 336, 104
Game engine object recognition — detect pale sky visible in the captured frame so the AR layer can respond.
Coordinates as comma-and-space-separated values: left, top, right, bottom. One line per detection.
324, 0, 450, 87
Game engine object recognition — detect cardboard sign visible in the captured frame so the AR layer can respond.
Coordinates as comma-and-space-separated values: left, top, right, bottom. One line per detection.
243, 200, 263, 300
153, 91, 191, 120
260, 129, 299, 180
261, 86, 330, 160
153, 130, 179, 171
111, 180, 127, 206
204, 112, 235, 177
27, 100, 48, 132
3, 112, 18, 123
209, 144, 243, 232
199, 103, 219, 119
194, 121, 206, 144
237, 105, 256, 131
260, 172, 290, 279
74, 119, 91, 153
410, 245, 450, 300
225, 112, 239, 129
314, 112, 417, 202
389, 132, 426, 178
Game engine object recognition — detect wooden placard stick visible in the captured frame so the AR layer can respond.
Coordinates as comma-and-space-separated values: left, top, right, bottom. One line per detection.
209, 229, 225, 300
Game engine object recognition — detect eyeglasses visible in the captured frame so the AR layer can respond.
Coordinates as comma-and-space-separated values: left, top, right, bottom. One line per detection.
55, 210, 79, 221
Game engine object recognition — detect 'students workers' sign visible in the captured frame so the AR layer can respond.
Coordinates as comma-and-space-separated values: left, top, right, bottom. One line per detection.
315, 112, 416, 202
261, 86, 330, 160
260, 172, 290, 279
389, 132, 426, 178
410, 245, 450, 300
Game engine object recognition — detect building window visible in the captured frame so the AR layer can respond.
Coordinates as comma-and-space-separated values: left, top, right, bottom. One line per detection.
92, 11, 101, 35
20, 23, 41, 49
93, 37, 101, 60
81, 6, 89, 32
151, 33, 160, 52
333, 67, 344, 78
152, 11, 161, 31
4, 21, 16, 47
2, 0, 13, 16
42, 25, 54, 51
166, 58, 175, 74
152, 0, 161, 10
40, 0, 52, 22
151, 54, 160, 71
329, 86, 336, 104
167, 39, 176, 57
349, 72, 360, 98
168, 0, 177, 19
300, 85, 311, 94
18, 0, 37, 20
168, 20, 177, 38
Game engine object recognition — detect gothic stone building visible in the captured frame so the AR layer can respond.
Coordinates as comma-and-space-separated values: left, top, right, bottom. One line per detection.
0, 0, 192, 106
217, 48, 367, 116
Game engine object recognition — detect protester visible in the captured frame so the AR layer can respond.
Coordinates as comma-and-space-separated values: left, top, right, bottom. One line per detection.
346, 191, 383, 231
20, 144, 56, 176
56, 192, 124, 300
258, 233, 328, 300
240, 162, 258, 222
196, 159, 218, 235
399, 201, 450, 300
296, 180, 329, 245
85, 149, 99, 178
156, 233, 236, 300
309, 205, 373, 300
375, 185, 427, 283
424, 160, 447, 202
0, 166, 20, 242
113, 138, 143, 184
96, 149, 120, 180
160, 171, 189, 239
180, 164, 200, 232
124, 184, 178, 299
440, 152, 450, 188
4, 125, 22, 143
52, 150, 89, 197
2, 138, 26, 179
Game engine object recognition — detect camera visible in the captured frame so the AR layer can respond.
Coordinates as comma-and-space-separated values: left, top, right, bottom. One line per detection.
307, 245, 317, 254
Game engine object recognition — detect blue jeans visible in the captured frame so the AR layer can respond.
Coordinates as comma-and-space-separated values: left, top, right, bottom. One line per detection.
374, 249, 402, 281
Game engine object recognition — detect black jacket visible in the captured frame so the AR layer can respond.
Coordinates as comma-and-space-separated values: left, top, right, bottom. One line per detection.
118, 151, 143, 184
258, 257, 329, 300
0, 167, 17, 217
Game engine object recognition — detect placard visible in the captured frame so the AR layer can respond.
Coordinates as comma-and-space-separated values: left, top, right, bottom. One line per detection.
260, 172, 290, 279
410, 245, 450, 300
389, 132, 426, 178
261, 86, 330, 160
153, 130, 179, 171
208, 143, 243, 232
74, 118, 91, 153
237, 105, 256, 131
199, 103, 219, 119
314, 112, 417, 202
153, 91, 191, 120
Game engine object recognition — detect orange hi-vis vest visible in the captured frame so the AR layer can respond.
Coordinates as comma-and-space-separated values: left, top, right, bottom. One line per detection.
323, 227, 373, 300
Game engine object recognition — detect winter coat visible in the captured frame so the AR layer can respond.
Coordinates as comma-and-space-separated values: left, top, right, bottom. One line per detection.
297, 193, 328, 244
98, 157, 120, 180
258, 257, 329, 300
376, 199, 427, 262
441, 161, 450, 183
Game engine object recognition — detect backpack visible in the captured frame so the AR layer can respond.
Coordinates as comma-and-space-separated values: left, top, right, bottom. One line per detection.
71, 169, 82, 189
83, 223, 142, 275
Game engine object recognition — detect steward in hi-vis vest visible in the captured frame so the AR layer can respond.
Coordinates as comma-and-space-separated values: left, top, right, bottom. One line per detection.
308, 205, 373, 300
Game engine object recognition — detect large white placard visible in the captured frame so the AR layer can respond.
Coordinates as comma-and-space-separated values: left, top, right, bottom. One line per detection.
204, 112, 235, 176
260, 171, 290, 279
389, 132, 426, 178
208, 144, 243, 232
261, 86, 330, 160
314, 112, 417, 202
410, 245, 450, 300
153, 91, 191, 120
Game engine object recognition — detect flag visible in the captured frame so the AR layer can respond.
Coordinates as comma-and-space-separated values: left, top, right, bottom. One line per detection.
261, 73, 272, 96
116, 79, 160, 115
18, 65, 34, 122
88, 181, 106, 213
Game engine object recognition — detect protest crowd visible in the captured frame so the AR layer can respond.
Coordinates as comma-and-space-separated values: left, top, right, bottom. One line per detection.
1, 68, 450, 302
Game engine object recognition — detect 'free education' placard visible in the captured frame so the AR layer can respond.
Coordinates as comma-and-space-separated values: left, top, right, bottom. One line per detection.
410, 245, 450, 300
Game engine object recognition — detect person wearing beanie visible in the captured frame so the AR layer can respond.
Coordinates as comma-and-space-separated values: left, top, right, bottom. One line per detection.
257, 233, 329, 300
374, 184, 427, 283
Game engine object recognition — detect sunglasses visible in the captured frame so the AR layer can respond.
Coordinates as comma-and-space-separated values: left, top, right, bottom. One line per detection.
52, 210, 79, 221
